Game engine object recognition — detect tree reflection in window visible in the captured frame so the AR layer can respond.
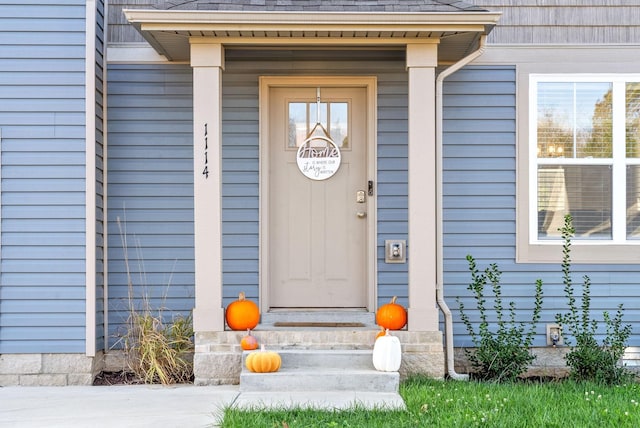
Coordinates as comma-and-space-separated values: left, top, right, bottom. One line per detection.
288, 101, 348, 149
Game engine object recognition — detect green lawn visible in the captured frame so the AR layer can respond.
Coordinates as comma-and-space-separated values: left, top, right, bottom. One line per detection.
221, 376, 640, 427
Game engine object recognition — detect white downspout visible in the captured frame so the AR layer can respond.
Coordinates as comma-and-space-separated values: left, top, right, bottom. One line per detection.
435, 34, 487, 381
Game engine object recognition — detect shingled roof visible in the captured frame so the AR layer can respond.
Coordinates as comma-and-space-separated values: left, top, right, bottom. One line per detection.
124, 0, 499, 62
153, 0, 487, 12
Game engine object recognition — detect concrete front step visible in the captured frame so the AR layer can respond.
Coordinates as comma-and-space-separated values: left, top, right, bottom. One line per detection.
240, 368, 399, 393
245, 349, 374, 370
193, 329, 445, 386
240, 349, 399, 393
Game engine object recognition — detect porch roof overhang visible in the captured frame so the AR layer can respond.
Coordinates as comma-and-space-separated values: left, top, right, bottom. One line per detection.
123, 9, 501, 63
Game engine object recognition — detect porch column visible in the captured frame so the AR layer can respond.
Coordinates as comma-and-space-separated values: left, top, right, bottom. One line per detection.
406, 42, 439, 331
191, 40, 225, 332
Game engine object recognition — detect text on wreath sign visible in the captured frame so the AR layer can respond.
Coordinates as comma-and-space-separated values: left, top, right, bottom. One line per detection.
297, 145, 340, 159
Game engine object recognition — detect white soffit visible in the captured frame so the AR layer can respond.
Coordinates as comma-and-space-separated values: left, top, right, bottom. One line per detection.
123, 10, 501, 62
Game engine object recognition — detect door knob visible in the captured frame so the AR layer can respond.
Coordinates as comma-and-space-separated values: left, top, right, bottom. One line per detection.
356, 211, 367, 218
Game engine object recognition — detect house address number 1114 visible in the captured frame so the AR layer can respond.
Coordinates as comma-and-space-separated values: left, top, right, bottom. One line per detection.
202, 123, 209, 179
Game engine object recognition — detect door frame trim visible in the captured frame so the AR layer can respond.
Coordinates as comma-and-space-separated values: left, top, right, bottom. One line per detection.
258, 75, 378, 313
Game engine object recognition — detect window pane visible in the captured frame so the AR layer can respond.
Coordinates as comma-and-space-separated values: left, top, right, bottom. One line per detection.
537, 82, 612, 159
288, 102, 307, 148
538, 165, 612, 239
627, 82, 640, 158
537, 82, 573, 158
577, 83, 612, 158
627, 166, 640, 238
329, 102, 348, 148
288, 101, 349, 149
309, 102, 328, 131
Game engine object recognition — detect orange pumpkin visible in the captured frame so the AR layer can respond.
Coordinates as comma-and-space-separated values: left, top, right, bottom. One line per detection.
225, 292, 260, 331
245, 345, 281, 373
241, 330, 259, 351
376, 296, 407, 330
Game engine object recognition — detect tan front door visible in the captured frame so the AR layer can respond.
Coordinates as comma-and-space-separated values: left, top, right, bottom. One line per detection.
268, 85, 369, 308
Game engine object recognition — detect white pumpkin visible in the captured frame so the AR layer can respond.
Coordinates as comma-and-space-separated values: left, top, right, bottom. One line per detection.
372, 330, 402, 372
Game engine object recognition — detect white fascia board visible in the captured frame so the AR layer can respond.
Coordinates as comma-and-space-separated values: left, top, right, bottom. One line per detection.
123, 9, 501, 26
107, 43, 173, 64
477, 44, 640, 65
123, 9, 501, 34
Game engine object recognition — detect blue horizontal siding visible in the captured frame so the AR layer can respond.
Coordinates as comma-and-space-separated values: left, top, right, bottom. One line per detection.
2, 259, 86, 273
442, 65, 640, 348
0, 18, 85, 32
0, 45, 84, 59
1, 32, 85, 46
108, 172, 192, 185
0, 85, 84, 100
1, 311, 85, 326
106, 63, 194, 348
3, 179, 86, 192
375, 67, 409, 308
220, 60, 257, 304
3, 192, 84, 206
1, 326, 85, 341
3, 205, 84, 218
2, 232, 84, 246
0, 59, 84, 73
3, 246, 85, 259
0, 341, 85, 353
106, 209, 194, 224
0, 0, 87, 354
0, 110, 84, 125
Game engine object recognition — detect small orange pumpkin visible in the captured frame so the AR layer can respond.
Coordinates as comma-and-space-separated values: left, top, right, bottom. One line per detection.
245, 345, 281, 373
225, 292, 260, 331
376, 296, 407, 330
241, 329, 259, 351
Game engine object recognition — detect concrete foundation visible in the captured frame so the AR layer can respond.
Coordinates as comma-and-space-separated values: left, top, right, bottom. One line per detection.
7, 344, 633, 385
454, 346, 571, 379
0, 352, 104, 386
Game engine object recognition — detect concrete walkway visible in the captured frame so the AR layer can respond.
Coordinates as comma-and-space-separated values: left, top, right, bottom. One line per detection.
0, 385, 239, 428
0, 385, 405, 427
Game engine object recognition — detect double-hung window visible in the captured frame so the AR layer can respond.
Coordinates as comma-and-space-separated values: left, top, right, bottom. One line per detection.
524, 74, 640, 262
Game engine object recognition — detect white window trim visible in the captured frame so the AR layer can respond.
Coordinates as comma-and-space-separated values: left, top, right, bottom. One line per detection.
517, 67, 640, 264
85, 0, 97, 357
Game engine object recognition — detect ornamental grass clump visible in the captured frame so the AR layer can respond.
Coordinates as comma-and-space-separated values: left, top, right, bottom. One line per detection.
457, 255, 543, 382
555, 214, 633, 385
125, 311, 194, 385
117, 216, 194, 385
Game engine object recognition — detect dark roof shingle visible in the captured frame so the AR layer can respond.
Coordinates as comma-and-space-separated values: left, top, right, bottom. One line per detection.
154, 0, 487, 12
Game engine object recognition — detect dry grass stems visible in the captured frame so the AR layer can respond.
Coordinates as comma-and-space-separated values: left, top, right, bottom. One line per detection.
117, 216, 194, 385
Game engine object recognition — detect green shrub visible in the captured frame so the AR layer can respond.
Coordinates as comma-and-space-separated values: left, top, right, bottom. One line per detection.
555, 215, 633, 385
457, 255, 543, 382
